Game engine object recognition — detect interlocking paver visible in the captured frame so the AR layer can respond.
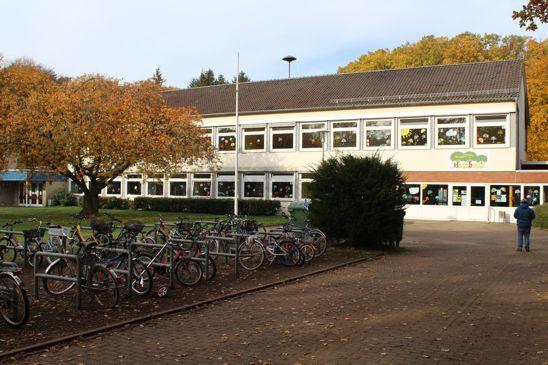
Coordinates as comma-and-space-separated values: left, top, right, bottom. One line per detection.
9, 220, 548, 364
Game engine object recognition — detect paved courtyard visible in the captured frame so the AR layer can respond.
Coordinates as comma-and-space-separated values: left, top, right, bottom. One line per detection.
11, 220, 548, 364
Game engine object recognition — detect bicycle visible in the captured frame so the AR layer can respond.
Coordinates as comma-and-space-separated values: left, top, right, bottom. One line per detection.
0, 221, 23, 263
42, 239, 119, 308
278, 213, 327, 257
0, 250, 29, 327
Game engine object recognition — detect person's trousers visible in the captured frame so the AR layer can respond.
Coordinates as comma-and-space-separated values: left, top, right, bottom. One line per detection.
517, 226, 531, 250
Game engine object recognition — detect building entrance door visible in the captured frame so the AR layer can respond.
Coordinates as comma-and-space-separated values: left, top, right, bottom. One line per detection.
19, 182, 45, 206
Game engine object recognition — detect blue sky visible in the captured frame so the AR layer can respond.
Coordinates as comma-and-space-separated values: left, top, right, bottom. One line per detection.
1, 0, 546, 87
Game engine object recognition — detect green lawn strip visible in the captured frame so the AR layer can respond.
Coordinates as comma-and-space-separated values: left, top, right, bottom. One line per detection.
0, 206, 285, 232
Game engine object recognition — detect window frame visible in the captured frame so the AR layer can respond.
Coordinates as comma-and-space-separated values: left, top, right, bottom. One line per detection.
364, 119, 394, 150
402, 183, 421, 205
421, 184, 449, 206
434, 116, 469, 149
398, 117, 431, 149
105, 178, 122, 196
146, 174, 165, 197
330, 120, 359, 150
242, 127, 266, 152
470, 186, 486, 207
191, 173, 212, 198
216, 173, 235, 198
300, 122, 327, 151
299, 173, 314, 200
451, 185, 468, 206
217, 126, 237, 152
242, 173, 266, 200
270, 174, 295, 201
270, 125, 295, 152
168, 174, 188, 198
125, 174, 143, 196
473, 114, 509, 148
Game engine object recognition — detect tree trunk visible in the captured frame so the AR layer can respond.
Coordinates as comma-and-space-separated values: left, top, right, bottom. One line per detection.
81, 187, 100, 216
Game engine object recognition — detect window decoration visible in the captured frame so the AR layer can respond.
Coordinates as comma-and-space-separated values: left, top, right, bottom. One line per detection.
490, 185, 521, 207
402, 184, 421, 205
331, 121, 358, 148
243, 127, 265, 151
475, 115, 507, 146
436, 117, 467, 147
271, 126, 295, 150
217, 173, 235, 197
300, 173, 314, 200
365, 120, 393, 148
400, 118, 429, 147
271, 174, 294, 199
192, 173, 211, 197
301, 122, 326, 149
421, 184, 448, 205
126, 174, 143, 196
243, 174, 265, 198
218, 127, 236, 151
452, 186, 467, 206
168, 174, 187, 197
470, 186, 485, 206
524, 185, 540, 206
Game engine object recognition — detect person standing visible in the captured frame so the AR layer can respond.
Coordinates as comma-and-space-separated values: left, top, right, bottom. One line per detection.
513, 198, 536, 252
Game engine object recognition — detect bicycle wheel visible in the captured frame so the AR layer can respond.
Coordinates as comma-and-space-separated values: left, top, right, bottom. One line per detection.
204, 239, 220, 259
175, 259, 202, 286
279, 241, 302, 267
95, 234, 111, 246
130, 259, 152, 296
237, 239, 265, 270
88, 265, 119, 308
26, 239, 43, 268
201, 256, 217, 281
306, 229, 327, 257
0, 238, 18, 263
43, 259, 77, 295
0, 273, 29, 328
299, 243, 316, 263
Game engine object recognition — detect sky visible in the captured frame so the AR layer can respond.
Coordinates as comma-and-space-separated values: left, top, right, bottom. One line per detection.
1, 0, 546, 88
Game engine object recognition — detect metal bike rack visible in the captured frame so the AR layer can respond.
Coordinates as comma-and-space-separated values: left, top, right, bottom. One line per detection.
94, 245, 133, 296
130, 241, 175, 289
0, 229, 28, 267
33, 251, 82, 309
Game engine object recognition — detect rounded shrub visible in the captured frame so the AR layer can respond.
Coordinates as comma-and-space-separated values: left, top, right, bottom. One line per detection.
309, 154, 406, 247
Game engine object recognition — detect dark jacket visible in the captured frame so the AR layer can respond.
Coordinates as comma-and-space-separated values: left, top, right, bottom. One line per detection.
513, 203, 536, 228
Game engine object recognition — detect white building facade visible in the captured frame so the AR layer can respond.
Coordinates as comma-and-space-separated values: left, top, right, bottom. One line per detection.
73, 60, 547, 222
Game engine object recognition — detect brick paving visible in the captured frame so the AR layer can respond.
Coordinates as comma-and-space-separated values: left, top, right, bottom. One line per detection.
10, 220, 548, 365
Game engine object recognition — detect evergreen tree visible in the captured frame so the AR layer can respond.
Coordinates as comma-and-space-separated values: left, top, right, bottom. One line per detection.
189, 69, 228, 88
232, 71, 251, 83
152, 67, 165, 86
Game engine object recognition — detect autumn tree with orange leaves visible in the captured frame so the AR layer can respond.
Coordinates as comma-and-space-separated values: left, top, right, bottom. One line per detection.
0, 62, 214, 215
339, 33, 548, 160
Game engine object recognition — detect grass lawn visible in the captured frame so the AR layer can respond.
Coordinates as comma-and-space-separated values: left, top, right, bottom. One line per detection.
533, 204, 548, 229
0, 206, 285, 231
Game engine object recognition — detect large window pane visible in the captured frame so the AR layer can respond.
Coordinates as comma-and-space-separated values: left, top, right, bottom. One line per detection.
400, 118, 429, 147
244, 182, 264, 198
422, 184, 448, 205
471, 186, 485, 206
107, 181, 121, 195
169, 181, 187, 196
402, 184, 421, 205
437, 117, 467, 146
476, 126, 505, 145
301, 123, 325, 149
452, 186, 467, 206
147, 181, 163, 196
272, 178, 293, 199
193, 181, 211, 197
489, 185, 521, 207
333, 130, 356, 148
272, 127, 294, 150
524, 186, 540, 206
217, 181, 235, 197
301, 182, 312, 199
366, 130, 391, 147
127, 181, 142, 195
243, 128, 265, 150
218, 135, 236, 151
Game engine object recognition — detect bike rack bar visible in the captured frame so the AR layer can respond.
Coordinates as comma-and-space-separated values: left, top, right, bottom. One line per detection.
94, 246, 133, 296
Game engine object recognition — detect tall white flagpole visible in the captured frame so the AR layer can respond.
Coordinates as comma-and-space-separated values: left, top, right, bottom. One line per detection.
234, 52, 240, 215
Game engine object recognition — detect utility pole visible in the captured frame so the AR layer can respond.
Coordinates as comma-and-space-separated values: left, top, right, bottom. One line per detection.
234, 52, 240, 215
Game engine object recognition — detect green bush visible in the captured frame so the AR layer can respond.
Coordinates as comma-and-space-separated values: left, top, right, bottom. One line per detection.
533, 204, 548, 229
99, 197, 131, 210
51, 189, 78, 206
133, 197, 280, 216
308, 154, 406, 247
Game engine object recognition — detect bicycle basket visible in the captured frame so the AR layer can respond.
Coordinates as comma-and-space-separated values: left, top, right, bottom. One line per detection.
23, 228, 46, 239
91, 221, 113, 234
48, 226, 71, 237
124, 221, 144, 233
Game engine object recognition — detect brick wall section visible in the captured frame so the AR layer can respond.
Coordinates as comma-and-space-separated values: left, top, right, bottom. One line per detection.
404, 171, 548, 183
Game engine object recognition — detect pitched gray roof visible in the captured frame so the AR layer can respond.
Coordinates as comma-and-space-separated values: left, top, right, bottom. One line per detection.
164, 59, 523, 116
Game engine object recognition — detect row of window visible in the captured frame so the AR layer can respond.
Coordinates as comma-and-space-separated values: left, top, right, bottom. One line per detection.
203, 114, 509, 152
403, 184, 547, 207
70, 173, 314, 201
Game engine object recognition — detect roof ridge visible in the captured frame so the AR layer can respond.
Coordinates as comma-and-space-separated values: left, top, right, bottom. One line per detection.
163, 59, 524, 93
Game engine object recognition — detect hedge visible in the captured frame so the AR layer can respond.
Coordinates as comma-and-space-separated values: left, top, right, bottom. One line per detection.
533, 204, 548, 229
133, 197, 280, 216
99, 197, 132, 210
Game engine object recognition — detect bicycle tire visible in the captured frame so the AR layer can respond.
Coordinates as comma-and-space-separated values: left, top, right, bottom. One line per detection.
26, 239, 43, 268
129, 259, 153, 296
0, 273, 29, 328
299, 243, 316, 263
237, 239, 265, 270
279, 241, 302, 267
200, 256, 217, 281
306, 229, 327, 257
88, 265, 119, 308
43, 259, 77, 295
175, 259, 202, 286
0, 237, 18, 263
